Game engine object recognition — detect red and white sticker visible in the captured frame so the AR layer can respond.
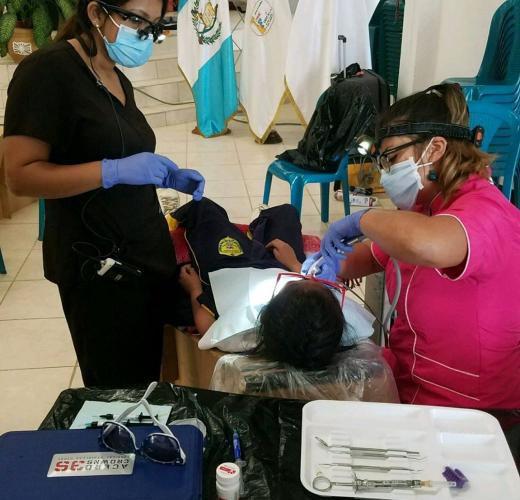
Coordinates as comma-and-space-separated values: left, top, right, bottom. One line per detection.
47, 452, 135, 477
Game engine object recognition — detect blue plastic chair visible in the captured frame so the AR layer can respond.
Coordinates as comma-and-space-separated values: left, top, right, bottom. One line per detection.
38, 198, 45, 241
468, 101, 520, 205
446, 0, 520, 110
0, 247, 6, 274
262, 154, 350, 223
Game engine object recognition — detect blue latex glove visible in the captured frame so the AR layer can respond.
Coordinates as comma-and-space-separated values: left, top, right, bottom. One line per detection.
301, 252, 341, 282
301, 251, 322, 275
321, 209, 369, 260
101, 152, 178, 189
317, 256, 341, 282
162, 168, 205, 201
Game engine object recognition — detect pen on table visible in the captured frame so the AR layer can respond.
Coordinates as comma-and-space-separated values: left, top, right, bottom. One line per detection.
233, 430, 246, 467
97, 412, 158, 421
233, 430, 242, 462
85, 415, 159, 428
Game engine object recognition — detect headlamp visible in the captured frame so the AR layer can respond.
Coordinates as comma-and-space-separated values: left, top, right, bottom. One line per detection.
355, 135, 376, 156
376, 122, 485, 147
138, 23, 166, 44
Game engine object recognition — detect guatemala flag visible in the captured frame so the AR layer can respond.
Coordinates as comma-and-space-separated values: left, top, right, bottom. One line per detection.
178, 0, 239, 137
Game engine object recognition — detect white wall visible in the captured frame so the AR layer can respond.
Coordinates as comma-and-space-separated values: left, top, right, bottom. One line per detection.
398, 0, 504, 98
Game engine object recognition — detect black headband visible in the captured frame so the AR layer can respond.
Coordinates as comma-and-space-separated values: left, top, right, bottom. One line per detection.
376, 122, 474, 143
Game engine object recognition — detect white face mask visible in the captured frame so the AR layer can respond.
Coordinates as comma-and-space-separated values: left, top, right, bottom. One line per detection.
380, 140, 434, 210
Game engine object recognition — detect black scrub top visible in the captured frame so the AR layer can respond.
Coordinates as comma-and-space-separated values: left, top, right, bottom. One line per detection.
4, 40, 177, 285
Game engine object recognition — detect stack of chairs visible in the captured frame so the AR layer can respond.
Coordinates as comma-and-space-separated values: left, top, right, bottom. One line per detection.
468, 101, 520, 205
446, 0, 520, 111
369, 0, 406, 99
446, 0, 520, 206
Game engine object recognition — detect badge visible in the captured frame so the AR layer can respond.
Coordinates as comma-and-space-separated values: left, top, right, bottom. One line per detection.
218, 237, 243, 256
250, 0, 275, 36
191, 0, 222, 45
47, 452, 135, 477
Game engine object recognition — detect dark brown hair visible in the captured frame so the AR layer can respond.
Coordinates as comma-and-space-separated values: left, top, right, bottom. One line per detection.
378, 83, 495, 200
55, 0, 168, 55
256, 282, 345, 370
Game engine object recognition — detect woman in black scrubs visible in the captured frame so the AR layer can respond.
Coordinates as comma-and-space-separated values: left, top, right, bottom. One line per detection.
3, 0, 203, 387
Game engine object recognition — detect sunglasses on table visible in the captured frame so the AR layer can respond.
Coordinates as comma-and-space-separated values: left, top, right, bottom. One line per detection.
98, 381, 186, 465
272, 272, 347, 308
97, 1, 166, 43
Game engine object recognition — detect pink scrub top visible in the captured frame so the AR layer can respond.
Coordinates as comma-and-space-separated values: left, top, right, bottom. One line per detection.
372, 174, 520, 409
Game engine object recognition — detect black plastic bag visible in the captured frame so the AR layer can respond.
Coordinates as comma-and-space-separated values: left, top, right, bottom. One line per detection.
277, 62, 393, 173
39, 384, 336, 500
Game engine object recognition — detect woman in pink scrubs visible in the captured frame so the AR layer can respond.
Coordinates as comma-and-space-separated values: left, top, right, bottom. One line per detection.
304, 83, 520, 409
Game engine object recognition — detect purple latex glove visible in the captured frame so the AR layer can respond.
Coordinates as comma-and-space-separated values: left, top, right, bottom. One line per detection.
161, 168, 205, 201
101, 152, 178, 189
321, 209, 369, 260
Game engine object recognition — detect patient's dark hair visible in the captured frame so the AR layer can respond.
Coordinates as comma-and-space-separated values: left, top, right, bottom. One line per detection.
256, 282, 345, 370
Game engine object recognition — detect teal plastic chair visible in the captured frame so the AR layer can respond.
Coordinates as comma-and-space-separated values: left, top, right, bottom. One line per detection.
468, 101, 520, 205
262, 154, 350, 223
0, 247, 6, 274
38, 198, 45, 241
446, 0, 520, 111
369, 0, 406, 98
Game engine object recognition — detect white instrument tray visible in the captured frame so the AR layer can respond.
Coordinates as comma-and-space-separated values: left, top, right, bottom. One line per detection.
300, 400, 520, 499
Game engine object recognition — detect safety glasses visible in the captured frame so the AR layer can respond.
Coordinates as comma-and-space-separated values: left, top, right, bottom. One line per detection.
272, 272, 347, 307
97, 1, 166, 43
375, 138, 426, 172
99, 382, 186, 465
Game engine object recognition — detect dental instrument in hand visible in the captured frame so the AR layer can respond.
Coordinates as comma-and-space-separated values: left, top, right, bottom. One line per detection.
319, 462, 422, 473
306, 237, 364, 276
315, 436, 423, 459
312, 471, 466, 493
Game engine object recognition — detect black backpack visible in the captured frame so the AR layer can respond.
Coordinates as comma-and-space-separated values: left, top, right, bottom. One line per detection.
278, 64, 389, 173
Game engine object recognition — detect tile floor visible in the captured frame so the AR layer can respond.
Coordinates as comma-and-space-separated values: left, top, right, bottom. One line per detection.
0, 118, 388, 435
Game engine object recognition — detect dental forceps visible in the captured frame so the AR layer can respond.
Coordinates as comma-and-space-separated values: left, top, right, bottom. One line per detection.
315, 436, 424, 459
312, 472, 456, 493
319, 462, 422, 473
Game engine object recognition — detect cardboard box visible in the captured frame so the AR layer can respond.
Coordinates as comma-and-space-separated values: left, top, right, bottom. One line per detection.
161, 325, 225, 389
348, 161, 384, 194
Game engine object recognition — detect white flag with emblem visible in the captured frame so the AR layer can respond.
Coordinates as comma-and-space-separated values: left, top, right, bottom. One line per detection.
177, 0, 239, 137
239, 0, 292, 142
285, 0, 378, 124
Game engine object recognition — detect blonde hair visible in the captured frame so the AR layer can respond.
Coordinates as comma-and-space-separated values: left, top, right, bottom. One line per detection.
379, 83, 495, 201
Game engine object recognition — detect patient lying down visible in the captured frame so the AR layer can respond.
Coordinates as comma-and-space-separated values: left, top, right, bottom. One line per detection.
174, 198, 374, 371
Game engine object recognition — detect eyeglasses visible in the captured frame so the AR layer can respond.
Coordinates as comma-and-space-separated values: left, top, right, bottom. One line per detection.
272, 272, 347, 307
99, 381, 186, 465
375, 138, 426, 172
97, 1, 166, 43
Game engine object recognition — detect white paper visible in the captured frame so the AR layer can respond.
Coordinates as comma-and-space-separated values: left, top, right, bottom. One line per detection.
199, 268, 286, 351
70, 401, 172, 429
209, 267, 286, 314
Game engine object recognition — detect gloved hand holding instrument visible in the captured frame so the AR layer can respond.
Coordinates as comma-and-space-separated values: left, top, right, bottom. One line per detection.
302, 209, 369, 280
101, 152, 205, 200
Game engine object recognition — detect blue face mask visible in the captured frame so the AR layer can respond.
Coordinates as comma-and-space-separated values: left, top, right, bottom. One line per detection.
379, 139, 434, 210
98, 16, 153, 68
